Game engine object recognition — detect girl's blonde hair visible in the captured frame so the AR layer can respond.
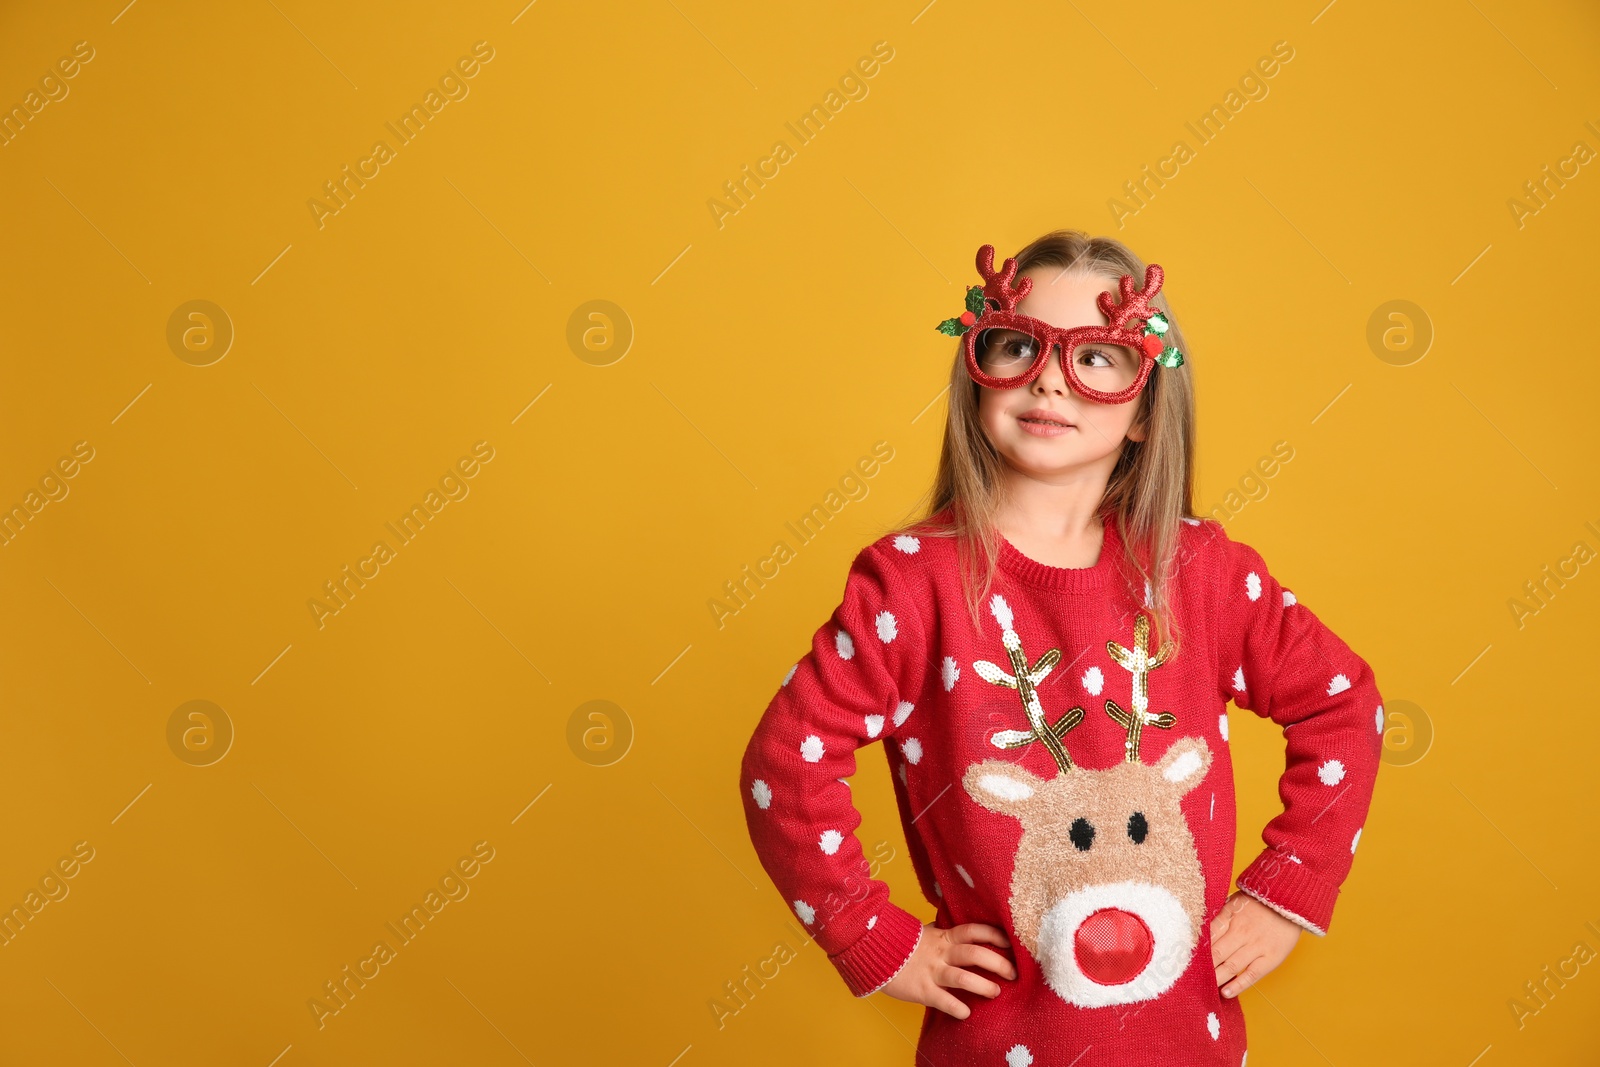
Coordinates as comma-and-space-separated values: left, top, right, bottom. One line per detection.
891, 228, 1198, 656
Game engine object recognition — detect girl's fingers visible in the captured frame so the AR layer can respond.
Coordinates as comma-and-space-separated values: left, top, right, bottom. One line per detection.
949, 922, 1011, 949
936, 962, 1004, 1000
1216, 948, 1264, 998
1209, 925, 1242, 969
930, 987, 972, 1020
1214, 946, 1242, 988
946, 941, 1017, 981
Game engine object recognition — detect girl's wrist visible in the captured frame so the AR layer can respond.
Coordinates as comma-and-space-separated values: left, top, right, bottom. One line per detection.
830, 901, 925, 997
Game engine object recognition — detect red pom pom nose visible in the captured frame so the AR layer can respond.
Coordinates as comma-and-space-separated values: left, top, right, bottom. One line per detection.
1141, 334, 1164, 358
1074, 907, 1154, 985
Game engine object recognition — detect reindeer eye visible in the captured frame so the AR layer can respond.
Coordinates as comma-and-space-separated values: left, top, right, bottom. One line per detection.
1128, 812, 1148, 844
1069, 817, 1095, 851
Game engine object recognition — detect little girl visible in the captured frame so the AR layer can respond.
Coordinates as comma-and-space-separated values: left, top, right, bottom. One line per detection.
739, 229, 1383, 1065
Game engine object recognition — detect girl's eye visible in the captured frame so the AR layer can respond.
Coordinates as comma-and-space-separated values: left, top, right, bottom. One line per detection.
992, 334, 1036, 358
1080, 348, 1115, 368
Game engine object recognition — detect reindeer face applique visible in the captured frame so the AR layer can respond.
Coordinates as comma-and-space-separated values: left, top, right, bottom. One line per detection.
962, 594, 1213, 1008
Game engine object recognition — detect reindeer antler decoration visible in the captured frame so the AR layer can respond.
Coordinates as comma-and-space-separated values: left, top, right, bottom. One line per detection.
975, 245, 1033, 312
1095, 265, 1164, 331
1104, 612, 1178, 762
934, 245, 1034, 336
975, 593, 1083, 773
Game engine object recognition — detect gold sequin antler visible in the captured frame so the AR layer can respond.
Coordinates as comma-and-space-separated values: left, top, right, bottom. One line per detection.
975, 594, 1083, 773
1104, 612, 1177, 763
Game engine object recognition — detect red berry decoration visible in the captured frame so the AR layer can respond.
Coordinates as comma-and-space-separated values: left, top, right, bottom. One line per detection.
1141, 334, 1164, 358
959, 311, 976, 326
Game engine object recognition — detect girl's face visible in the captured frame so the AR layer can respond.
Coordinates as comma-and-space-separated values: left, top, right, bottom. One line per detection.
975, 268, 1149, 482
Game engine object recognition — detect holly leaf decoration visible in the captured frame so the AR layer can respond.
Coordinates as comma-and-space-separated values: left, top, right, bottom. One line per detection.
936, 286, 988, 335
1155, 346, 1185, 368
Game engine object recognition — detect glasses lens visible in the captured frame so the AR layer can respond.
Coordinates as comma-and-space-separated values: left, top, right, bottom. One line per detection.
1068, 342, 1141, 395
974, 328, 1044, 379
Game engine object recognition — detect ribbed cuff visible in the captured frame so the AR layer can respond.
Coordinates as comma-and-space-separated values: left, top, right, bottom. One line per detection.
829, 902, 924, 997
1235, 848, 1339, 936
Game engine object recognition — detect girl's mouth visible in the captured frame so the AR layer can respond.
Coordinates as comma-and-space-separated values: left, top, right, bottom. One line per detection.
1018, 417, 1074, 436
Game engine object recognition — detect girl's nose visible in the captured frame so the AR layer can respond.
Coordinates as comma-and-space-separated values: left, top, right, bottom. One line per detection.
1033, 345, 1067, 392
1034, 344, 1084, 401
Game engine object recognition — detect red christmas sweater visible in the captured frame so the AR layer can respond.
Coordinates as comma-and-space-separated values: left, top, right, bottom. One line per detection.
739, 508, 1384, 1066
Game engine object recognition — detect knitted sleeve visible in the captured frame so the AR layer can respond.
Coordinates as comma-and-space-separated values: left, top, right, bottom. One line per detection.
739, 541, 929, 997
1212, 529, 1384, 937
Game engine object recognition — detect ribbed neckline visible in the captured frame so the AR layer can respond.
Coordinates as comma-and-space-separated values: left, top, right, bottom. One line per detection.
995, 511, 1122, 592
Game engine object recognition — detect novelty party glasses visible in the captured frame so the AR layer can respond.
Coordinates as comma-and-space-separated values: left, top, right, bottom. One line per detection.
936, 245, 1185, 405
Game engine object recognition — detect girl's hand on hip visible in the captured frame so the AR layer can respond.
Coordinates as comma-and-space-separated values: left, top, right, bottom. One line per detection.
880, 922, 1016, 1019
1209, 890, 1302, 998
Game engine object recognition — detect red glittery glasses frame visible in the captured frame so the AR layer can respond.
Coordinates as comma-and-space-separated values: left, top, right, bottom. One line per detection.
960, 245, 1170, 405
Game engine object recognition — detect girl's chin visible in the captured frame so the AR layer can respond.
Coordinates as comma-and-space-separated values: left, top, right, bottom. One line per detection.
1011, 432, 1080, 449
1000, 440, 1120, 472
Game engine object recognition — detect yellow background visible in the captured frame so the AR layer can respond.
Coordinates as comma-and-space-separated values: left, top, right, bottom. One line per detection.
1, 0, 1597, 1063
